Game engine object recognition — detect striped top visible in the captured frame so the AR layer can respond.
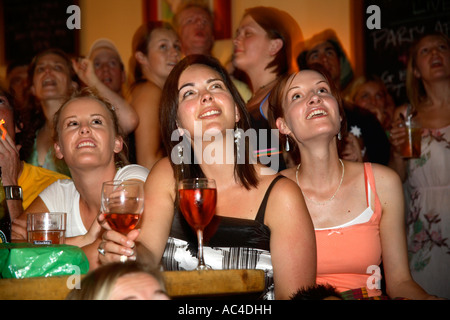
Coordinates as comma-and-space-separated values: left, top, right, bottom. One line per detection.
161, 175, 285, 300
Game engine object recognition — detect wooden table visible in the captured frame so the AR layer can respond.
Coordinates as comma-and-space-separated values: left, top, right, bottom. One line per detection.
0, 269, 265, 300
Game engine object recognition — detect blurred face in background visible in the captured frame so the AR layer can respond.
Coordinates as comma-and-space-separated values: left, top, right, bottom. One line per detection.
306, 41, 341, 86
177, 6, 214, 56
90, 47, 125, 94
136, 28, 181, 86
353, 81, 387, 124
31, 53, 76, 102
413, 34, 450, 82
233, 14, 274, 73
7, 65, 28, 107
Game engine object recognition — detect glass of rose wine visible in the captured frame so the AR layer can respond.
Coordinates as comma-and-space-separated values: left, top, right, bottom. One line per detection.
178, 178, 217, 270
101, 180, 144, 235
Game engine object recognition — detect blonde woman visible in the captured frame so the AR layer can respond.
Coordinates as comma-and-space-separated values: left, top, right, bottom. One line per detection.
389, 32, 450, 299
14, 88, 149, 269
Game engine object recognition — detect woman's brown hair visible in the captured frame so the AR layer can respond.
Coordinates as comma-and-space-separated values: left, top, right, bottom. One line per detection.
267, 64, 347, 164
243, 6, 302, 77
160, 54, 258, 190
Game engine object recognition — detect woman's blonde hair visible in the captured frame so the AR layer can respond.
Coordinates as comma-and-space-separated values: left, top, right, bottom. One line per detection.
66, 262, 166, 300
53, 87, 129, 167
406, 32, 450, 110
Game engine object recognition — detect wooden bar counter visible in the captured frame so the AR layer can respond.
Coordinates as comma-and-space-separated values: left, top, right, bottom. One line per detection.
0, 269, 265, 300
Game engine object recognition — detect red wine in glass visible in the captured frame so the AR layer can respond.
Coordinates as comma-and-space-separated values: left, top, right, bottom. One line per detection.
104, 213, 140, 234
102, 180, 145, 235
178, 178, 217, 270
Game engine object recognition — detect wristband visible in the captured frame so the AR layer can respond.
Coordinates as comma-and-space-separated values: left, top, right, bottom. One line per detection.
4, 186, 23, 200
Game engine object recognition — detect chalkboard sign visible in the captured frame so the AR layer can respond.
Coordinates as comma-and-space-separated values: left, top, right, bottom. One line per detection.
364, 0, 450, 105
2, 0, 79, 64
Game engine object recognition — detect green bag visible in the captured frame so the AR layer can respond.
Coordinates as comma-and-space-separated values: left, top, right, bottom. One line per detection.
0, 243, 89, 279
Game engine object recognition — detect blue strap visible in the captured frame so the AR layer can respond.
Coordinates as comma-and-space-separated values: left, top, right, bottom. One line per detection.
259, 93, 270, 120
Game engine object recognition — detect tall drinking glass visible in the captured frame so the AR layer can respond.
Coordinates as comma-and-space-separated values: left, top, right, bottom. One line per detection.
178, 178, 217, 270
101, 180, 144, 234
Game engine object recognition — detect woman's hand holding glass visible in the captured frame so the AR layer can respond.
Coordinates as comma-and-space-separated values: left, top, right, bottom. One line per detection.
389, 118, 408, 156
97, 180, 144, 263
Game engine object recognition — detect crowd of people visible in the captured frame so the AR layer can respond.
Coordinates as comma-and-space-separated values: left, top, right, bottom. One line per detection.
1, 3, 449, 300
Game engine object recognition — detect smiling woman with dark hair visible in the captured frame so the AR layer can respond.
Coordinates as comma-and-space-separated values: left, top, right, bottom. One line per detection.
98, 55, 316, 300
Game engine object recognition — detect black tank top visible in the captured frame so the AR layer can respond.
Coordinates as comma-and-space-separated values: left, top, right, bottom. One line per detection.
169, 175, 285, 251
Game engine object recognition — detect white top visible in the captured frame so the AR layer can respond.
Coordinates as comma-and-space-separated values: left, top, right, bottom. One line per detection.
39, 165, 149, 237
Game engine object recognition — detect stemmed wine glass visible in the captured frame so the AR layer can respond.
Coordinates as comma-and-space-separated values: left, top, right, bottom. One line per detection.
178, 178, 217, 270
101, 180, 145, 235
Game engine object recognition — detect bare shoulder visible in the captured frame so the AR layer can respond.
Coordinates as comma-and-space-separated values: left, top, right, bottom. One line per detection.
259, 169, 298, 192
279, 167, 297, 181
259, 173, 304, 210
370, 162, 402, 187
368, 163, 404, 210
260, 174, 311, 233
132, 81, 161, 94
130, 81, 162, 106
146, 158, 175, 188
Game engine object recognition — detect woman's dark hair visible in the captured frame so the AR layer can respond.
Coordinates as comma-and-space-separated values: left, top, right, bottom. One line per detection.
290, 284, 341, 300
160, 54, 258, 190
267, 63, 347, 164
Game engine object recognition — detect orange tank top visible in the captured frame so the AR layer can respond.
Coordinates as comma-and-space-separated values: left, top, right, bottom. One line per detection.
315, 163, 383, 297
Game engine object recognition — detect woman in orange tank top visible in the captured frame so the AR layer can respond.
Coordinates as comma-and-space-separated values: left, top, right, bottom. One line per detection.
268, 66, 439, 299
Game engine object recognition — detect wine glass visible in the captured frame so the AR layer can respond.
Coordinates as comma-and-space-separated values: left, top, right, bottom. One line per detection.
101, 180, 145, 234
178, 178, 217, 270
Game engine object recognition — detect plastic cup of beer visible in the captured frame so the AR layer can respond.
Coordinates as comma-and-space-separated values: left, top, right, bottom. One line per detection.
27, 212, 67, 245
401, 119, 421, 158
